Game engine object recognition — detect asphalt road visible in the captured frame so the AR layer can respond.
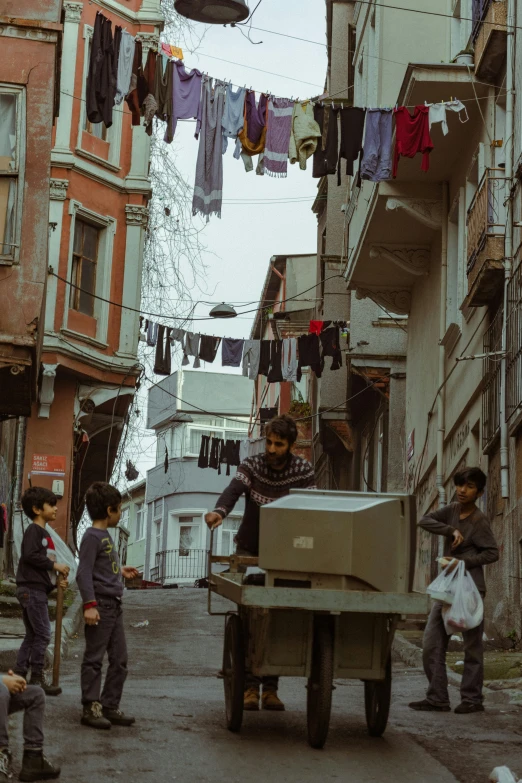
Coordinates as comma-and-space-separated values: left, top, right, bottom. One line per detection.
6, 589, 522, 782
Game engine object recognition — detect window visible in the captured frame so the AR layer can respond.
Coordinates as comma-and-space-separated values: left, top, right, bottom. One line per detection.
70, 219, 99, 316
179, 516, 198, 556
0, 89, 23, 261
135, 502, 144, 540
221, 518, 241, 556
120, 507, 129, 530
153, 499, 163, 556
185, 421, 249, 457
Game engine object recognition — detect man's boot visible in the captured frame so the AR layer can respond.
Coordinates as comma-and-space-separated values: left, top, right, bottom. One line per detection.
29, 672, 62, 697
0, 748, 11, 782
243, 686, 260, 711
80, 701, 111, 729
102, 707, 136, 726
19, 749, 60, 781
262, 690, 285, 711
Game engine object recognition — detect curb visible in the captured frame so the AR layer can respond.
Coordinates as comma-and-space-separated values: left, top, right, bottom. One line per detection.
46, 590, 84, 669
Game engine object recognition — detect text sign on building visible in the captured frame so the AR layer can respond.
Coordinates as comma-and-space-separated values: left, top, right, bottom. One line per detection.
31, 455, 66, 476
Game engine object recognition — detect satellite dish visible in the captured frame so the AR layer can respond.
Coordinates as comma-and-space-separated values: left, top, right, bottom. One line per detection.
174, 0, 250, 24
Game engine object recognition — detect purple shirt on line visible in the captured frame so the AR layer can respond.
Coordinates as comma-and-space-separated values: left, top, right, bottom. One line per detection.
165, 60, 203, 143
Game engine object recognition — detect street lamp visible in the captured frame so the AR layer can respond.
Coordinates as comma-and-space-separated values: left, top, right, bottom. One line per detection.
209, 302, 238, 318
174, 0, 250, 24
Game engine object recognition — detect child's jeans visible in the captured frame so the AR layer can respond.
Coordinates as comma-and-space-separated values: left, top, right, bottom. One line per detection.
0, 681, 45, 749
81, 596, 128, 709
15, 587, 51, 678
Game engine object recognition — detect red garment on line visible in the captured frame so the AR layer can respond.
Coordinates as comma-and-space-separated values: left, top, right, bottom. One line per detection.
393, 105, 433, 177
309, 320, 324, 335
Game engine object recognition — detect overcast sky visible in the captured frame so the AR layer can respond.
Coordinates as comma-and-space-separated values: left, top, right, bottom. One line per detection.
130, 1, 328, 479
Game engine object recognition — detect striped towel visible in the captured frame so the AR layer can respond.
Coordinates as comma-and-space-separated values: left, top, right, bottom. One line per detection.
263, 97, 294, 178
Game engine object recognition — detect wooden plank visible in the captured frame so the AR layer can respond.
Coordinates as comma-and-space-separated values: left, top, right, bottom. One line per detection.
239, 586, 429, 614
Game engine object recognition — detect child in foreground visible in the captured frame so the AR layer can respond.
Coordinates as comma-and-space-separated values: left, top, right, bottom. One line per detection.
76, 482, 139, 729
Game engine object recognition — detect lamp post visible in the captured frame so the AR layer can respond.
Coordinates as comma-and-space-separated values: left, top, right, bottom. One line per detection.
174, 0, 250, 24
209, 302, 238, 318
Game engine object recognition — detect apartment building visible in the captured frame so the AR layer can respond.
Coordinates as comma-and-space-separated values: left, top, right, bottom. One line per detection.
120, 479, 146, 573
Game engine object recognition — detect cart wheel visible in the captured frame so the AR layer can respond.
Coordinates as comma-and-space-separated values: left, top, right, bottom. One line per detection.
307, 619, 334, 749
223, 613, 245, 733
364, 656, 392, 737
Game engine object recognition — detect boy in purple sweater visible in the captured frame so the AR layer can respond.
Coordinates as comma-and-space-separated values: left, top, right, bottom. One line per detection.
76, 482, 138, 730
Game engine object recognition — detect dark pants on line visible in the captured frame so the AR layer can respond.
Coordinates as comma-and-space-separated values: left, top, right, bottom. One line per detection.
0, 682, 45, 750
15, 587, 51, 678
235, 546, 279, 694
423, 600, 484, 706
81, 596, 128, 709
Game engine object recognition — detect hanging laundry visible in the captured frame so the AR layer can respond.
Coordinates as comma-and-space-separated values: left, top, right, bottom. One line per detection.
86, 12, 118, 128
165, 60, 203, 144
170, 327, 185, 345
193, 78, 226, 221
222, 84, 247, 154
114, 30, 135, 106
320, 325, 342, 371
309, 320, 324, 335
142, 48, 158, 135
147, 321, 158, 347
0, 503, 6, 548
199, 334, 221, 363
282, 338, 298, 382
393, 105, 433, 177
257, 340, 272, 376
267, 341, 283, 383
297, 333, 323, 380
360, 108, 393, 182
312, 104, 338, 178
125, 39, 148, 126
289, 102, 321, 171
262, 98, 294, 178
223, 439, 241, 476
337, 106, 366, 185
198, 435, 210, 468
238, 91, 268, 172
164, 446, 169, 473
242, 339, 261, 380
428, 100, 469, 136
154, 56, 170, 124
183, 331, 201, 368
209, 437, 222, 470
222, 338, 245, 367
154, 325, 172, 375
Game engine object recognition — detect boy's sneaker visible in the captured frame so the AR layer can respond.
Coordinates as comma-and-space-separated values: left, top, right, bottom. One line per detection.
102, 707, 135, 726
0, 748, 11, 781
454, 701, 485, 714
80, 701, 111, 730
408, 699, 451, 712
29, 673, 62, 697
19, 749, 60, 781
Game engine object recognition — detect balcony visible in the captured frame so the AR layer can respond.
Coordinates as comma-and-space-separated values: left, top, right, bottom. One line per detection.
474, 0, 507, 81
466, 169, 506, 307
506, 259, 522, 426
154, 548, 208, 585
482, 306, 503, 450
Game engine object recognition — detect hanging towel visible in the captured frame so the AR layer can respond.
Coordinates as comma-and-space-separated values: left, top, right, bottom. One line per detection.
114, 30, 135, 106
154, 325, 172, 375
222, 84, 247, 154
238, 91, 268, 169
242, 339, 261, 380
222, 338, 244, 367
337, 107, 366, 185
428, 100, 469, 136
282, 338, 298, 382
199, 335, 221, 363
289, 102, 321, 171
193, 78, 226, 222
165, 60, 203, 144
262, 98, 294, 178
360, 108, 393, 182
147, 321, 158, 347
313, 104, 338, 178
393, 105, 433, 177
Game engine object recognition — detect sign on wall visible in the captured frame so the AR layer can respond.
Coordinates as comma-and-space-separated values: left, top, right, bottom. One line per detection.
31, 455, 66, 476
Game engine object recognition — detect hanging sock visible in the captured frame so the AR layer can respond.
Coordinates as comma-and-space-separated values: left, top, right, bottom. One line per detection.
360, 109, 393, 182
337, 106, 366, 186
222, 338, 245, 368
264, 98, 294, 178
393, 105, 433, 177
289, 102, 321, 171
312, 104, 338, 178
193, 78, 226, 221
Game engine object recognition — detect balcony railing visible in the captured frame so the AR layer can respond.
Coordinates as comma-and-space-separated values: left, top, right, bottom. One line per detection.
466, 169, 506, 306
473, 0, 507, 79
506, 260, 522, 423
482, 306, 503, 450
154, 549, 208, 584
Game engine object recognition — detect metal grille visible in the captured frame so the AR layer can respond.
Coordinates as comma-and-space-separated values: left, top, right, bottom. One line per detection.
482, 306, 503, 449
466, 169, 507, 275
154, 549, 208, 584
507, 260, 522, 421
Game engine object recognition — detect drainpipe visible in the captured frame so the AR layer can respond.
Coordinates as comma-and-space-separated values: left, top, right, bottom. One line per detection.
436, 183, 449, 516
499, 0, 514, 499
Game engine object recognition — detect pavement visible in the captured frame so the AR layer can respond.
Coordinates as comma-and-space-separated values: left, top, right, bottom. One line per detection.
5, 589, 522, 783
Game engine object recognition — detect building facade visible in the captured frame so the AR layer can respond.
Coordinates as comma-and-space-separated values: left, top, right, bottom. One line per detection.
144, 370, 254, 583
120, 479, 146, 573
19, 0, 163, 549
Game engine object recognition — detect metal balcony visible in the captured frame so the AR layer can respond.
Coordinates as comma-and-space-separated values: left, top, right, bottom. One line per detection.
474, 0, 508, 81
466, 169, 506, 307
154, 548, 208, 584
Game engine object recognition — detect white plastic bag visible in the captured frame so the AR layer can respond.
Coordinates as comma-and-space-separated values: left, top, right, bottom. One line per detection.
426, 560, 460, 604
489, 767, 519, 783
443, 560, 483, 632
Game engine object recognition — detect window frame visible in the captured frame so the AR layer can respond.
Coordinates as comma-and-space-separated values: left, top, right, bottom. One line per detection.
135, 502, 144, 541
70, 218, 100, 316
0, 85, 25, 265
